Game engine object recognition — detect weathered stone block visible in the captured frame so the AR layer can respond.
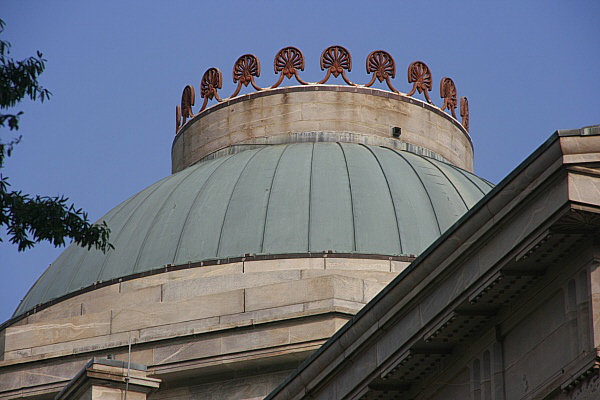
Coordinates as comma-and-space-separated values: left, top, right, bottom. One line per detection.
82, 286, 161, 315
3, 348, 33, 360
364, 280, 389, 302
289, 318, 343, 344
245, 275, 364, 312
391, 261, 410, 273
325, 258, 391, 272
0, 369, 22, 392
21, 358, 85, 388
304, 298, 364, 315
221, 325, 290, 354
301, 269, 396, 282
154, 336, 222, 365
244, 258, 324, 273
162, 270, 300, 302
5, 311, 111, 351
111, 290, 244, 333
28, 331, 139, 358
219, 304, 305, 328
120, 263, 243, 293
139, 316, 220, 341
27, 301, 82, 324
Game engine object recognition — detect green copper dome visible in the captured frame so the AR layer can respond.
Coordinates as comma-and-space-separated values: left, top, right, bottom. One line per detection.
15, 142, 492, 317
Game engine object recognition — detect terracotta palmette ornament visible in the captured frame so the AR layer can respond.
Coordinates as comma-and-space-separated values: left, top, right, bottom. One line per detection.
440, 77, 458, 118
365, 50, 399, 93
407, 61, 433, 104
199, 67, 223, 112
176, 84, 195, 133
179, 47, 470, 124
181, 85, 195, 120
460, 96, 469, 132
319, 45, 354, 85
231, 54, 262, 97
271, 46, 308, 88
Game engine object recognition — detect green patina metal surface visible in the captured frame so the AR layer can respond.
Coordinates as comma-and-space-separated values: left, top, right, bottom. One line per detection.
15, 143, 493, 317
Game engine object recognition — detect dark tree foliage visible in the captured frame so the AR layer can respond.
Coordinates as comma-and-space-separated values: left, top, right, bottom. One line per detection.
0, 20, 112, 252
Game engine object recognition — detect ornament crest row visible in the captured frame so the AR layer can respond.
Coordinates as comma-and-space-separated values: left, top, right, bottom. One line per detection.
176, 46, 469, 133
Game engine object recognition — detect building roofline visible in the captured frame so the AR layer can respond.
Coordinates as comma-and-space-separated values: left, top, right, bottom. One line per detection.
266, 126, 600, 399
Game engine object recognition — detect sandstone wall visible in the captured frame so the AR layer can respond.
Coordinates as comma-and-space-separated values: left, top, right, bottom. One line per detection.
0, 257, 407, 399
172, 86, 473, 173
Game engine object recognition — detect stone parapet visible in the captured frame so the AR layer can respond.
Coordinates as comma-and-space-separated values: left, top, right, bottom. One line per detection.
172, 86, 473, 173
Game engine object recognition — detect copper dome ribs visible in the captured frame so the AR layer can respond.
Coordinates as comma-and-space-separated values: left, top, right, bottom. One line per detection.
175, 46, 469, 133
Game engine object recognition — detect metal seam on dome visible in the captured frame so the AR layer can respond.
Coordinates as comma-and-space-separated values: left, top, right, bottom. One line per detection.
419, 155, 469, 210
50, 244, 90, 303
448, 164, 493, 195
452, 164, 488, 195
361, 143, 403, 255
215, 148, 265, 258
19, 189, 144, 315
68, 191, 143, 294
20, 254, 64, 315
386, 147, 442, 235
171, 155, 233, 263
337, 142, 357, 252
18, 143, 493, 318
14, 268, 49, 316
259, 144, 290, 254
29, 253, 67, 310
307, 142, 315, 251
131, 163, 204, 274
93, 175, 179, 284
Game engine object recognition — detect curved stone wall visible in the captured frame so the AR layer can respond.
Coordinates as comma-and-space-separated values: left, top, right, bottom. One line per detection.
0, 256, 408, 398
172, 86, 473, 173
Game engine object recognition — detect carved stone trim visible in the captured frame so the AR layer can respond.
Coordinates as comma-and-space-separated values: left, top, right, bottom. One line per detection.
381, 348, 450, 381
561, 352, 600, 396
551, 209, 600, 235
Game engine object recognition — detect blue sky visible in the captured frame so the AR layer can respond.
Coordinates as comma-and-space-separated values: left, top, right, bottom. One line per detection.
1, 1, 599, 323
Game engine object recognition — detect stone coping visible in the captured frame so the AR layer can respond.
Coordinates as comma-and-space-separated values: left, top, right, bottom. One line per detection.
2, 252, 414, 331
172, 85, 472, 152
88, 357, 147, 371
